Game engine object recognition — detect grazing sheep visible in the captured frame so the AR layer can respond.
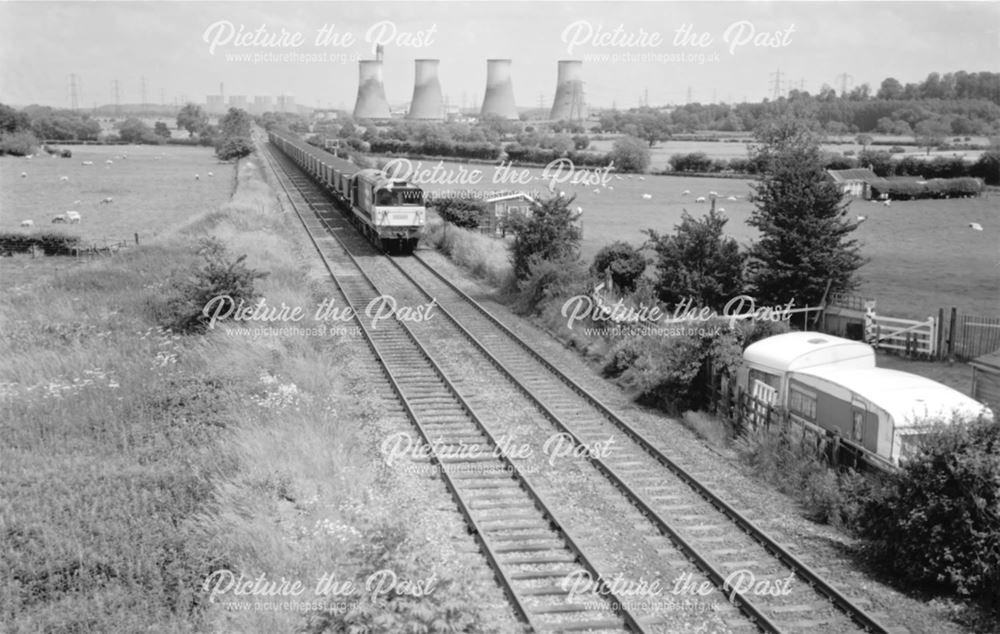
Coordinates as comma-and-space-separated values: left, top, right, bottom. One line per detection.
681, 190, 690, 195
696, 196, 707, 203
641, 193, 652, 200
883, 200, 891, 207
638, 176, 645, 181
195, 173, 200, 180
60, 176, 69, 182
73, 200, 81, 205
592, 188, 599, 194
608, 185, 614, 190
20, 172, 27, 178
718, 207, 726, 213
51, 214, 67, 224
105, 159, 113, 165
100, 197, 113, 204
20, 220, 34, 228
857, 215, 867, 223
969, 222, 984, 231
207, 171, 214, 177
575, 206, 583, 214
81, 160, 94, 166
708, 191, 718, 197
65, 211, 81, 223
25, 154, 33, 159
727, 196, 738, 201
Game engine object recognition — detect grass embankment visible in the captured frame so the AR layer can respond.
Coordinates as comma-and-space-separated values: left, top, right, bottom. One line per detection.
1, 157, 498, 633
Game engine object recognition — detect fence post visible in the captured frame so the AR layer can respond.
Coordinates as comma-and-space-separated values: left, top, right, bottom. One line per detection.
936, 308, 945, 360
947, 307, 958, 360
134, 232, 139, 245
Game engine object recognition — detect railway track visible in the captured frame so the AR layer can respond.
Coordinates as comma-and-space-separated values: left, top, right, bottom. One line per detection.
260, 140, 903, 634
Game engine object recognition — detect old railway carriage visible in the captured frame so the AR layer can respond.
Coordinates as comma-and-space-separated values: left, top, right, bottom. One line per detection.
737, 332, 993, 466
268, 130, 425, 254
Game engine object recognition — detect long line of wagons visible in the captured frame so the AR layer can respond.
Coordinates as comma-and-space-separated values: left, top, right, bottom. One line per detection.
268, 129, 426, 254
735, 332, 993, 467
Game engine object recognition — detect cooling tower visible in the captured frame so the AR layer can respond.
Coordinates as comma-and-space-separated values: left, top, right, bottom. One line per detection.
550, 60, 588, 122
353, 60, 391, 120
408, 59, 444, 120
480, 59, 518, 120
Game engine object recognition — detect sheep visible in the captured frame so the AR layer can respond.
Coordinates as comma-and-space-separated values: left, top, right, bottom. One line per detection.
20, 172, 27, 178
727, 196, 738, 201
638, 176, 646, 181
65, 211, 81, 223
883, 199, 891, 207
51, 214, 67, 224
105, 159, 113, 165
60, 176, 69, 182
695, 196, 707, 203
575, 206, 583, 214
969, 222, 984, 231
592, 188, 600, 194
608, 185, 614, 191
195, 173, 200, 180
81, 160, 94, 166
718, 207, 726, 213
100, 197, 113, 204
708, 191, 718, 197
857, 215, 867, 223
20, 220, 34, 228
207, 171, 214, 177
681, 190, 690, 195
73, 200, 82, 205
641, 193, 653, 200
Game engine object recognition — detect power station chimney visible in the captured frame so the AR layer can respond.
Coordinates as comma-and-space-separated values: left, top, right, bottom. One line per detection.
353, 53, 391, 120
408, 59, 444, 120
550, 60, 587, 122
480, 59, 518, 120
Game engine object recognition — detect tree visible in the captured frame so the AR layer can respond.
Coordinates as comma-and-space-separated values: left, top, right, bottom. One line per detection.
644, 209, 745, 311
506, 193, 582, 281
915, 119, 949, 155
153, 121, 171, 139
117, 117, 156, 143
433, 197, 483, 229
591, 241, 647, 293
855, 133, 873, 151
609, 135, 650, 173
176, 103, 208, 137
877, 77, 904, 100
0, 103, 32, 134
215, 108, 254, 160
746, 119, 865, 307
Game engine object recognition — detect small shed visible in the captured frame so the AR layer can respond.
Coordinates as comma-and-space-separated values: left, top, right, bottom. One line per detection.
826, 168, 886, 200
480, 192, 536, 236
970, 350, 1000, 410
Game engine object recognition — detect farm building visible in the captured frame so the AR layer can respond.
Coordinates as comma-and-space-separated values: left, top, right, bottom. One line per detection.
788, 366, 993, 465
970, 350, 1000, 409
478, 192, 537, 237
826, 168, 886, 199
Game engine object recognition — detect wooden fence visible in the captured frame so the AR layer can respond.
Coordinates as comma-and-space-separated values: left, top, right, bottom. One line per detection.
944, 310, 1000, 361
710, 378, 897, 477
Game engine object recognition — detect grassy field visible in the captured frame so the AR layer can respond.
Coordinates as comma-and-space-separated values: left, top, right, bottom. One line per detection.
413, 159, 998, 319
0, 144, 233, 244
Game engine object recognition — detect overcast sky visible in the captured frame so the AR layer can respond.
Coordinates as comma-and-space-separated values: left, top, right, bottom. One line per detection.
1, 1, 998, 111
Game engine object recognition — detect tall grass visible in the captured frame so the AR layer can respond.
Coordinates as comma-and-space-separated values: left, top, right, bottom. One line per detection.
422, 214, 513, 290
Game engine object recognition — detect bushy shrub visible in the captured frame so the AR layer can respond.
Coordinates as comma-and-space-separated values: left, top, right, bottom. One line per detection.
668, 152, 714, 172
513, 255, 590, 316
0, 130, 39, 155
590, 241, 646, 293
507, 193, 582, 281
0, 231, 81, 255
871, 177, 982, 200
216, 137, 253, 160
432, 197, 483, 230
971, 150, 1000, 185
154, 237, 268, 334
856, 418, 1000, 601
607, 331, 707, 414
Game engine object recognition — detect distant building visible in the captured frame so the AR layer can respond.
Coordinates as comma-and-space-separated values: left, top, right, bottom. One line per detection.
276, 95, 296, 113
229, 95, 248, 111
827, 168, 886, 200
253, 96, 274, 114
206, 95, 225, 115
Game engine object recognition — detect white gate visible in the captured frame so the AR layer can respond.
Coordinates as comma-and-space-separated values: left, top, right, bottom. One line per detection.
864, 307, 938, 357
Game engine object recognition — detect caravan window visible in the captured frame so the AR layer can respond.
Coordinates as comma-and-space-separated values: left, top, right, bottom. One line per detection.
748, 369, 780, 390
789, 387, 817, 420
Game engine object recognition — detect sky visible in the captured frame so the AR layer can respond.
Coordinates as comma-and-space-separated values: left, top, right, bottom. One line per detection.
1, 1, 998, 111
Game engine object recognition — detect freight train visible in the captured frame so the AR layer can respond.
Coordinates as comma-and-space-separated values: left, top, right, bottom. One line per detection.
268, 129, 425, 254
